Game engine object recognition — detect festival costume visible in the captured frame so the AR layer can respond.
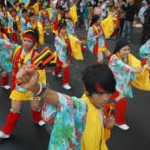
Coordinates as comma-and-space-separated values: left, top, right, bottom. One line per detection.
27, 20, 44, 45
51, 8, 61, 34
109, 52, 150, 124
54, 33, 83, 86
20, 16, 29, 33
42, 92, 110, 149
0, 38, 46, 135
65, 4, 78, 35
38, 9, 51, 32
87, 16, 114, 55
42, 93, 87, 150
0, 34, 10, 87
0, 11, 11, 37
139, 39, 150, 66
9, 14, 20, 43
81, 94, 110, 150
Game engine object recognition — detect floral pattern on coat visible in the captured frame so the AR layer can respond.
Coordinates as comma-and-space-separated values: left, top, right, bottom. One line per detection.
109, 55, 136, 98
42, 93, 87, 150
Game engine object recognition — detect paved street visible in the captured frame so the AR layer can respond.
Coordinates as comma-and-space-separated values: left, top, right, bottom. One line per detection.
0, 24, 150, 150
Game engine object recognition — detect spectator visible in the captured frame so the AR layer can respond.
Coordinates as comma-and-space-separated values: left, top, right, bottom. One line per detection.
138, 0, 148, 24
141, 0, 150, 45
121, 0, 136, 43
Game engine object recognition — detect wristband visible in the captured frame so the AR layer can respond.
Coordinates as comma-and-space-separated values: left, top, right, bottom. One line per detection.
33, 82, 46, 97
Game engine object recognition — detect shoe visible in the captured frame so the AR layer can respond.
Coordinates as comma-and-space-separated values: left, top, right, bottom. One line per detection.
0, 131, 10, 139
46, 32, 50, 35
2, 85, 11, 90
115, 124, 129, 130
53, 72, 62, 78
63, 84, 72, 90
38, 120, 45, 126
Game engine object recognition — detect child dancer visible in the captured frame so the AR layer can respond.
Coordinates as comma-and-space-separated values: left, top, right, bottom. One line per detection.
0, 29, 46, 139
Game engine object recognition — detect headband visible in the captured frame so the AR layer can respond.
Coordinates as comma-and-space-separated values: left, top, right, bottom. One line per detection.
95, 84, 105, 92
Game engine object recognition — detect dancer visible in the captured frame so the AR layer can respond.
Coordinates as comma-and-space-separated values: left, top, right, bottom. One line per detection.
38, 3, 51, 35
53, 20, 83, 90
109, 40, 144, 130
0, 20, 11, 90
0, 29, 46, 139
87, 14, 112, 64
16, 64, 116, 150
27, 12, 44, 46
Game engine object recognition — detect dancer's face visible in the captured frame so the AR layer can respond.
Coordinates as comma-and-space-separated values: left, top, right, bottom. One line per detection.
90, 92, 112, 109
118, 45, 130, 59
22, 38, 34, 52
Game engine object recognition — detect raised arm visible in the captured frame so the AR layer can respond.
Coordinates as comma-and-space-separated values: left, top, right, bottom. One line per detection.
16, 65, 59, 107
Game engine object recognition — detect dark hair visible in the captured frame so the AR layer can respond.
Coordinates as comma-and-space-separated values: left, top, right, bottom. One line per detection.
56, 5, 63, 10
24, 29, 39, 43
22, 9, 27, 14
58, 20, 67, 31
91, 14, 100, 26
19, 2, 24, 8
82, 64, 116, 96
113, 39, 130, 54
29, 12, 35, 17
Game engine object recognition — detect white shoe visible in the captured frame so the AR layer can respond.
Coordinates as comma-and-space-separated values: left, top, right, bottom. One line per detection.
115, 124, 129, 130
46, 32, 50, 35
2, 85, 11, 90
38, 120, 45, 126
53, 72, 62, 78
0, 131, 10, 139
63, 84, 72, 90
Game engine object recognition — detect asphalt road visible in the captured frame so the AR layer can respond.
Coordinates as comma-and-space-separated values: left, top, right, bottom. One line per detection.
0, 23, 150, 150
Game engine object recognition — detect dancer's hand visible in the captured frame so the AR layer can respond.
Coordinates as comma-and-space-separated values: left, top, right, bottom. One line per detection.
104, 116, 115, 129
133, 68, 143, 74
16, 65, 40, 93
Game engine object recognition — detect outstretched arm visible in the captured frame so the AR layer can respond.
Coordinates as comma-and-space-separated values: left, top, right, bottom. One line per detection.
16, 65, 59, 107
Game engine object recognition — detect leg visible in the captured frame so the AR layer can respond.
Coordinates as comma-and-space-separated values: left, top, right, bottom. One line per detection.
62, 64, 71, 90
0, 100, 22, 138
1, 71, 10, 90
121, 21, 127, 39
127, 21, 133, 42
53, 58, 62, 78
30, 100, 45, 126
115, 97, 129, 130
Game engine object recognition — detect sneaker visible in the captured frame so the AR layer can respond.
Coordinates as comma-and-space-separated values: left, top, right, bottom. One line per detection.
46, 32, 50, 35
115, 124, 129, 130
2, 85, 11, 90
38, 120, 46, 126
63, 84, 72, 90
53, 72, 62, 78
0, 131, 10, 139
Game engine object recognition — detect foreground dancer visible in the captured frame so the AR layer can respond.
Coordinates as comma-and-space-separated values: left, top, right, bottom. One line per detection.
16, 64, 115, 150
0, 29, 46, 139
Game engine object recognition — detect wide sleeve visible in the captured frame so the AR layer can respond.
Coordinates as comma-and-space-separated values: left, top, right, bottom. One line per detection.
0, 38, 18, 57
54, 36, 66, 63
0, 38, 18, 72
101, 15, 114, 38
51, 7, 56, 23
42, 93, 87, 150
68, 34, 83, 60
87, 27, 96, 53
109, 55, 134, 73
139, 39, 150, 59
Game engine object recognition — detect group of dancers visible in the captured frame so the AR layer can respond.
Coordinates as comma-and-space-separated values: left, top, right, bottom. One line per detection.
0, 0, 150, 150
